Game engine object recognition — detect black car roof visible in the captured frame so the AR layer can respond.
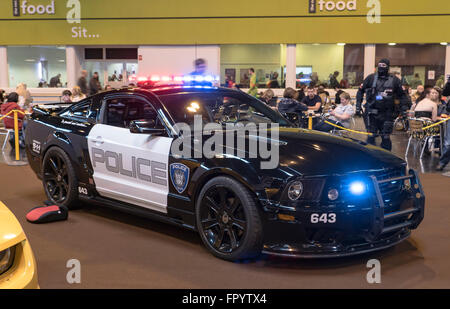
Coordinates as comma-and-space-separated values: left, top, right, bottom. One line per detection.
100, 86, 244, 97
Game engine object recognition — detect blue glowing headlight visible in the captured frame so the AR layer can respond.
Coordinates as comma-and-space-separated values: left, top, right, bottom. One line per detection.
349, 181, 366, 195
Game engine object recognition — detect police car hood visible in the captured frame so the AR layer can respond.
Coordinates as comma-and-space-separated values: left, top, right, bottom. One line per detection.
274, 128, 405, 176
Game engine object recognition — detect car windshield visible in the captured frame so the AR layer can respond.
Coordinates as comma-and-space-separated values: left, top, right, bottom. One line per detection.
159, 91, 290, 127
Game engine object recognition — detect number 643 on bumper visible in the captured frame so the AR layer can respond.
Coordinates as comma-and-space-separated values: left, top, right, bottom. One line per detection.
310, 213, 337, 224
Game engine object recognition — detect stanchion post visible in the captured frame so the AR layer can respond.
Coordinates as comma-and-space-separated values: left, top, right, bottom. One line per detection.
14, 110, 19, 161
308, 116, 313, 130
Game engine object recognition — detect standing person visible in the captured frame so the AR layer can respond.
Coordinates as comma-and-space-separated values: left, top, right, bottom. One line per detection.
410, 73, 422, 89
301, 86, 323, 113
329, 71, 340, 89
1, 92, 25, 150
71, 86, 86, 102
340, 74, 350, 89
443, 76, 450, 97
89, 72, 101, 96
49, 74, 62, 87
267, 72, 280, 88
191, 58, 207, 75
248, 68, 258, 97
435, 75, 446, 89
310, 72, 319, 87
77, 70, 89, 95
224, 75, 234, 88
356, 58, 409, 151
436, 98, 450, 171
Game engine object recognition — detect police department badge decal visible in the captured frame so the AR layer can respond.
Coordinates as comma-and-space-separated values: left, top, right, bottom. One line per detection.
170, 163, 190, 194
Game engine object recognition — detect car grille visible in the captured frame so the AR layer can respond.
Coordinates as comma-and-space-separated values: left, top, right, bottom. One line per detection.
373, 167, 406, 212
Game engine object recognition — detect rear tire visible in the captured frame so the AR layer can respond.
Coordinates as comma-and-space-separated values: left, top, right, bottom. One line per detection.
196, 176, 263, 261
41, 147, 79, 209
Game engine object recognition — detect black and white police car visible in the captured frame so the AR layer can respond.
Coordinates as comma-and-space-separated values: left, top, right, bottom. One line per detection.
25, 80, 425, 261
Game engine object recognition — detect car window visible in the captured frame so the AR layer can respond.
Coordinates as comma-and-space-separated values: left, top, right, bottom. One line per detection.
159, 93, 289, 127
61, 100, 94, 120
104, 97, 158, 128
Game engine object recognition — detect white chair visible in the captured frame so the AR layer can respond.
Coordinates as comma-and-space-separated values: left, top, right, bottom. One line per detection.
0, 128, 13, 152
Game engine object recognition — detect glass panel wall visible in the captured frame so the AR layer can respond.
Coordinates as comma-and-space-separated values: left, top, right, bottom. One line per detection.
7, 46, 66, 88
375, 44, 446, 89
220, 44, 285, 88
296, 44, 364, 88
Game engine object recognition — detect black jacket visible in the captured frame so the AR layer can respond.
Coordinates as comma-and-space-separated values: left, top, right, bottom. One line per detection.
356, 73, 408, 115
443, 81, 450, 97
278, 98, 308, 115
89, 77, 101, 96
77, 77, 88, 95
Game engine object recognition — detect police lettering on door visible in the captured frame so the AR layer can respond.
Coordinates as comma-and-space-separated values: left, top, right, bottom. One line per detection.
91, 148, 167, 186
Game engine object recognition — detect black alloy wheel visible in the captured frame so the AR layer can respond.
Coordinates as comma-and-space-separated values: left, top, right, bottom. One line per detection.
42, 147, 78, 209
196, 176, 263, 261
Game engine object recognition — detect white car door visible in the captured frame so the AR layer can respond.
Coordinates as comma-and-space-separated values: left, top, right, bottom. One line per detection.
87, 96, 172, 213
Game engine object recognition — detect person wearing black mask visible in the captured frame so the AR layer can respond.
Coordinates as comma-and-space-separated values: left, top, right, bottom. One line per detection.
356, 58, 409, 151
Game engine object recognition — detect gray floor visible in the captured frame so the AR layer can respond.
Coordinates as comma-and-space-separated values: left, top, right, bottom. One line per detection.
0, 118, 449, 289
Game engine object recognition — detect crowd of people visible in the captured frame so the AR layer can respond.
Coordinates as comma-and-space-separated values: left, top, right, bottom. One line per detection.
1, 62, 450, 170
260, 84, 355, 133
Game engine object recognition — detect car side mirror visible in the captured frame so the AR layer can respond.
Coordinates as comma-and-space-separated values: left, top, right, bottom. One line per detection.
129, 119, 167, 136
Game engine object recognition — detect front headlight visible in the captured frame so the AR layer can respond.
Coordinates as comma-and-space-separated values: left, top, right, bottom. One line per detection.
288, 181, 304, 201
0, 246, 16, 275
349, 181, 367, 196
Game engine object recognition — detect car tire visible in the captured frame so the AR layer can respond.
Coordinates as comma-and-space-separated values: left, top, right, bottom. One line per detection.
196, 176, 263, 261
41, 146, 79, 209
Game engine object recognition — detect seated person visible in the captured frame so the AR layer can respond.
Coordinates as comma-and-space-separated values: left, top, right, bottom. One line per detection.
277, 87, 308, 115
314, 92, 355, 132
301, 86, 323, 113
61, 90, 72, 103
1, 92, 25, 149
260, 89, 278, 108
412, 89, 438, 121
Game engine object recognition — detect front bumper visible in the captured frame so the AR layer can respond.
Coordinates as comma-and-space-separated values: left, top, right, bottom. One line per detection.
261, 169, 425, 258
0, 239, 39, 289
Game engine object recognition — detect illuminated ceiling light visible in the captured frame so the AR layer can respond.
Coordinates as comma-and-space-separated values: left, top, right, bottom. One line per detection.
312, 43, 321, 46
440, 42, 448, 46
337, 43, 346, 46
388, 43, 397, 46
24, 59, 36, 62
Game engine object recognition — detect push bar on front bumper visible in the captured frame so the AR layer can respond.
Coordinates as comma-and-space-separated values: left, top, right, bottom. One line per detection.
369, 169, 425, 239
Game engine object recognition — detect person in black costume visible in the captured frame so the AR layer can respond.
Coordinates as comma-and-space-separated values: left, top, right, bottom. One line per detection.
356, 58, 409, 151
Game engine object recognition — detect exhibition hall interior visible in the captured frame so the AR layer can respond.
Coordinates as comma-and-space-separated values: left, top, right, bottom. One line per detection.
0, 0, 449, 297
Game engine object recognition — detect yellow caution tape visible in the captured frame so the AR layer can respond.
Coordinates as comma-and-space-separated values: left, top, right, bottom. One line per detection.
324, 120, 374, 136
421, 117, 450, 130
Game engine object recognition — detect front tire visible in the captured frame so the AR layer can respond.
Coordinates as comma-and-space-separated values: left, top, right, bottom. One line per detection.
196, 176, 263, 261
41, 146, 79, 209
